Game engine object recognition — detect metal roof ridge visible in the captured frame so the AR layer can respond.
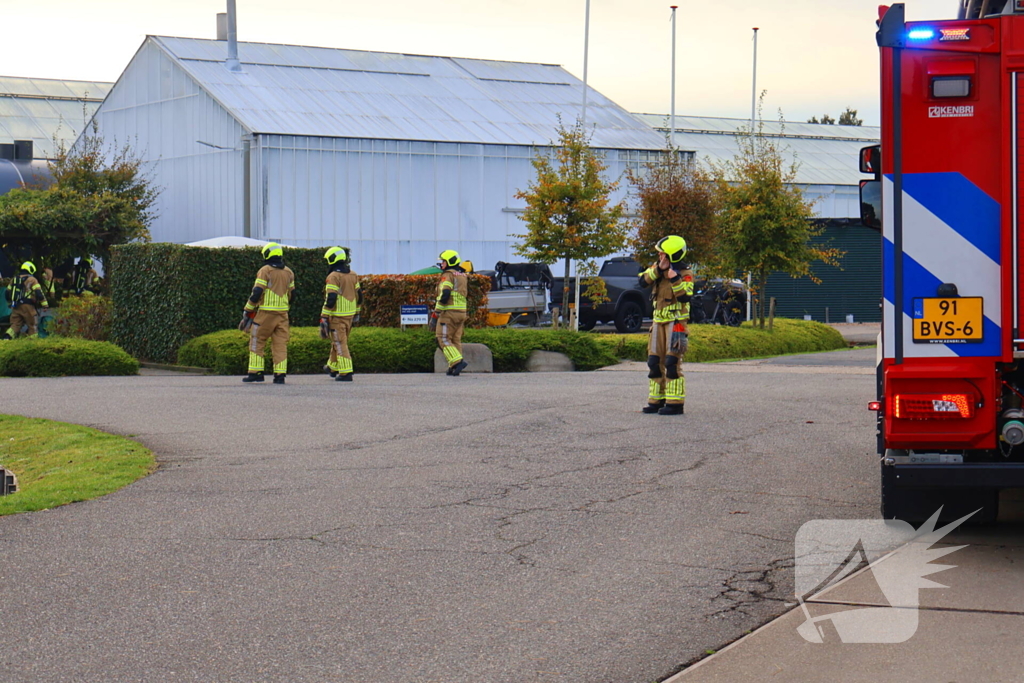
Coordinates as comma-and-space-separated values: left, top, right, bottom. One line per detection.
0, 74, 113, 86
150, 36, 258, 135
665, 128, 880, 143
634, 111, 880, 128
150, 35, 565, 69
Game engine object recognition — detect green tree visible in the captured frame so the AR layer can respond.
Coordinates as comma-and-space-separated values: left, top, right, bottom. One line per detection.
712, 111, 842, 329
808, 107, 863, 126
838, 107, 864, 126
0, 124, 158, 269
513, 119, 626, 323
627, 137, 718, 270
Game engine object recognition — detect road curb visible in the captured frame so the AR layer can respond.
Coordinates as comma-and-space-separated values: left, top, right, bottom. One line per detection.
138, 362, 211, 374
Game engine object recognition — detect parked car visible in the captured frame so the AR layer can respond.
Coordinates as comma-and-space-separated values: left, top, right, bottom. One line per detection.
549, 257, 652, 333
550, 258, 749, 332
689, 278, 747, 327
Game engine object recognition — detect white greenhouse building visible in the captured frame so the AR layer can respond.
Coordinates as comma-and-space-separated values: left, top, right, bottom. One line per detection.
87, 35, 667, 274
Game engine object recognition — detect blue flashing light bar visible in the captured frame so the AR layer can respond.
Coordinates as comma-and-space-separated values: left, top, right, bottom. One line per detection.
907, 28, 936, 40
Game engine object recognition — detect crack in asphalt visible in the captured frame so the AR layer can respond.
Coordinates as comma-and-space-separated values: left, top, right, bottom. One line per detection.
726, 529, 793, 544
707, 557, 795, 619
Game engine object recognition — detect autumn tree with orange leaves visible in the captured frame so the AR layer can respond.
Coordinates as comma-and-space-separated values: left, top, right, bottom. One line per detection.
627, 138, 719, 270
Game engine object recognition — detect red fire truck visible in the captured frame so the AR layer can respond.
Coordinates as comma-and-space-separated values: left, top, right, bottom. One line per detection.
863, 1, 1024, 522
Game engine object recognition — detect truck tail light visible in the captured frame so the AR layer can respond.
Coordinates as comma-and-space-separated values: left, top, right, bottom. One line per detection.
868, 401, 882, 411
893, 394, 973, 419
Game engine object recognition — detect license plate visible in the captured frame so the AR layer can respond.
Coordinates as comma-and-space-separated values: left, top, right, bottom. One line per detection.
912, 297, 983, 343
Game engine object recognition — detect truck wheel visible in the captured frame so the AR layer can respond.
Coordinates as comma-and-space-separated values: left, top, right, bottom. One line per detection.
880, 466, 998, 525
577, 315, 596, 331
614, 301, 644, 333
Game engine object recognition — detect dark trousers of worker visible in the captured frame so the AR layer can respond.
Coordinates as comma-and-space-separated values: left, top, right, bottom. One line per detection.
248, 311, 290, 374
648, 320, 687, 406
8, 304, 37, 337
327, 315, 354, 375
436, 310, 467, 367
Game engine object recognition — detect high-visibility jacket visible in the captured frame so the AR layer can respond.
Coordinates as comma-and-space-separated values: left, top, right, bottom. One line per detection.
640, 263, 694, 322
435, 269, 468, 311
245, 264, 295, 313
322, 270, 361, 317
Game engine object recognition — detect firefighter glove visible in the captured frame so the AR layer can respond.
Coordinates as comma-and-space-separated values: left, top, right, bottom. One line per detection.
319, 317, 330, 339
238, 310, 256, 332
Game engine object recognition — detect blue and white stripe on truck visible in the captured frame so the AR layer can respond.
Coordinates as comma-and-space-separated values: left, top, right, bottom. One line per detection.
882, 172, 1002, 359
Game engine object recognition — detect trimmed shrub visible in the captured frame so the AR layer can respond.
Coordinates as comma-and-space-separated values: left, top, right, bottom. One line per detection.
0, 338, 139, 377
109, 243, 490, 363
55, 295, 113, 341
594, 318, 847, 362
178, 327, 618, 374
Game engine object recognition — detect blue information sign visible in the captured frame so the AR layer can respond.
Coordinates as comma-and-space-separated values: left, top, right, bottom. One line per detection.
400, 305, 430, 326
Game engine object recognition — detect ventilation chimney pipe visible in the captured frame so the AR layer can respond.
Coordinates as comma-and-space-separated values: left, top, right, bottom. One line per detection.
217, 13, 227, 41
225, 0, 241, 72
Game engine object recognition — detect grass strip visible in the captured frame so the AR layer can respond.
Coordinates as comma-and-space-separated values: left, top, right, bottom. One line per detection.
0, 415, 155, 516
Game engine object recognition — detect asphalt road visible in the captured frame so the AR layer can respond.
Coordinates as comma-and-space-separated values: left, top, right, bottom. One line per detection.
0, 348, 878, 683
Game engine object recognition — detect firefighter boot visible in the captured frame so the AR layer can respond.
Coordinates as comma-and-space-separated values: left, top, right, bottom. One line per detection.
642, 400, 665, 414
323, 364, 337, 378
336, 373, 353, 382
273, 373, 286, 384
658, 403, 684, 416
242, 372, 265, 383
451, 360, 469, 377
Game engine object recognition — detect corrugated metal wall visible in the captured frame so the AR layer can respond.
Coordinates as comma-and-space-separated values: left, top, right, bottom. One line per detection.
765, 221, 882, 322
255, 134, 642, 275
92, 40, 247, 244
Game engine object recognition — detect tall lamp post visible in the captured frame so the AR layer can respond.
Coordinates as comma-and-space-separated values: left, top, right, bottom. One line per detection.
572, 0, 593, 332
747, 26, 759, 322
671, 5, 678, 139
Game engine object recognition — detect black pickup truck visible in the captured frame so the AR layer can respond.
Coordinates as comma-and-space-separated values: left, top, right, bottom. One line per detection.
550, 257, 749, 332
549, 257, 653, 333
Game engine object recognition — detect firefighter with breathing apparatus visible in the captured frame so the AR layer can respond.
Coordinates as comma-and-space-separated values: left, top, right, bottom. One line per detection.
239, 242, 295, 384
319, 246, 361, 382
72, 256, 99, 295
640, 235, 694, 415
432, 249, 469, 376
3, 261, 49, 339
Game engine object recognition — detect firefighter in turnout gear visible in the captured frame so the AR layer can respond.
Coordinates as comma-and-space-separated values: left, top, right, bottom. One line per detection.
319, 247, 361, 382
239, 243, 295, 384
3, 262, 49, 339
433, 249, 469, 376
640, 236, 694, 415
71, 256, 99, 296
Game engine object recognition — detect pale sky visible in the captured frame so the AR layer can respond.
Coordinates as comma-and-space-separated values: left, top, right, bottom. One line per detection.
3, 0, 957, 126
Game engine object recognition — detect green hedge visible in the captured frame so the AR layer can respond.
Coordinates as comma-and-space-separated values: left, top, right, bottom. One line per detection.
594, 318, 847, 362
109, 243, 490, 363
177, 319, 846, 375
178, 327, 618, 375
0, 338, 139, 377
